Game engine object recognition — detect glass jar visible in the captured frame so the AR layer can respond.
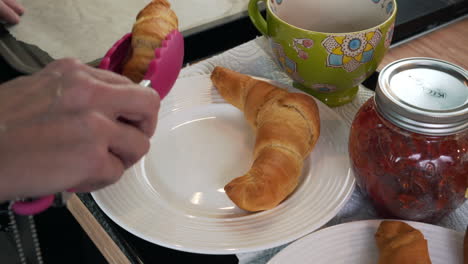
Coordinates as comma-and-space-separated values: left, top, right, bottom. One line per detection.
349, 58, 468, 223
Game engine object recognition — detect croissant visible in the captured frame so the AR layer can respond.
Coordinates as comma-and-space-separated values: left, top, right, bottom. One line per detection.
375, 221, 432, 264
121, 0, 178, 83
210, 66, 320, 212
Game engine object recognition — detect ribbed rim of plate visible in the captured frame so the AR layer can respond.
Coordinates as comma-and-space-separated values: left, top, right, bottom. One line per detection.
268, 219, 464, 264
92, 74, 355, 254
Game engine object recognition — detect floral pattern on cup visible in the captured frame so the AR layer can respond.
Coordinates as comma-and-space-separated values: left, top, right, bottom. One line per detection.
310, 83, 338, 93
385, 23, 395, 48
272, 42, 297, 76
371, 0, 381, 3
322, 29, 382, 72
292, 38, 314, 60
272, 41, 306, 84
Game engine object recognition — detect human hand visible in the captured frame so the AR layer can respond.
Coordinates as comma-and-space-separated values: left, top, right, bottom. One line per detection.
0, 0, 24, 24
0, 58, 160, 201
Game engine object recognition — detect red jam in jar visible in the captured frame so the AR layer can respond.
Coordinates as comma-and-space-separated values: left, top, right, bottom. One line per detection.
349, 58, 468, 223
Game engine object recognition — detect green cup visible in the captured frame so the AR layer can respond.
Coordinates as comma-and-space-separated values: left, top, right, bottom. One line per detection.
249, 0, 397, 107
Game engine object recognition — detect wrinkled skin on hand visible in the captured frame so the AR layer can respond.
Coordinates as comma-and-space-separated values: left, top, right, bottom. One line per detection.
0, 58, 160, 201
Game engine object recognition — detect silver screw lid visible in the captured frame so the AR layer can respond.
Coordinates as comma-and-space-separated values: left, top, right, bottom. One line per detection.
375, 57, 468, 136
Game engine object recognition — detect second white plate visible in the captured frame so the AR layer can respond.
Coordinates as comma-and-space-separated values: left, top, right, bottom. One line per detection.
268, 220, 464, 264
92, 74, 355, 254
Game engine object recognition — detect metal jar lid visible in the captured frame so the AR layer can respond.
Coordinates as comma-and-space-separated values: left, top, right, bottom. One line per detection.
375, 57, 468, 136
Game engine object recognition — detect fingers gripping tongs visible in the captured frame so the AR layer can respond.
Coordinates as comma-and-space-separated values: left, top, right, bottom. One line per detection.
11, 30, 184, 215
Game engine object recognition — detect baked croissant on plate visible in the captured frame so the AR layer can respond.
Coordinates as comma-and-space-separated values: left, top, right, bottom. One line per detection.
375, 221, 432, 264
122, 0, 178, 83
210, 66, 320, 212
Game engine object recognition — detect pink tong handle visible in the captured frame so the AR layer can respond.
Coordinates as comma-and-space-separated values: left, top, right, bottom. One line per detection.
99, 29, 184, 100
12, 195, 55, 215
12, 188, 75, 216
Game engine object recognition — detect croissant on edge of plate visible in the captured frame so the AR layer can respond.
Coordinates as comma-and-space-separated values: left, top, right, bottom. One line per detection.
375, 220, 432, 264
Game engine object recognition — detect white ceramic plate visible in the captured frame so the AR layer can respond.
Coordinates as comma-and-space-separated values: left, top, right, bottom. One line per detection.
268, 220, 464, 264
92, 74, 355, 254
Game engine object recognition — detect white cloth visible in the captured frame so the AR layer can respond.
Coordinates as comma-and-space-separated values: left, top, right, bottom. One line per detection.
8, 0, 152, 63
7, 0, 249, 63
179, 36, 468, 264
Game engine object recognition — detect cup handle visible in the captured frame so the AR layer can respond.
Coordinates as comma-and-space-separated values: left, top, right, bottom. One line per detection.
248, 0, 268, 36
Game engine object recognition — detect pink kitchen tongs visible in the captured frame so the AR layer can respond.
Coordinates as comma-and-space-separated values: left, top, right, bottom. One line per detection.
99, 30, 184, 98
12, 30, 185, 215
